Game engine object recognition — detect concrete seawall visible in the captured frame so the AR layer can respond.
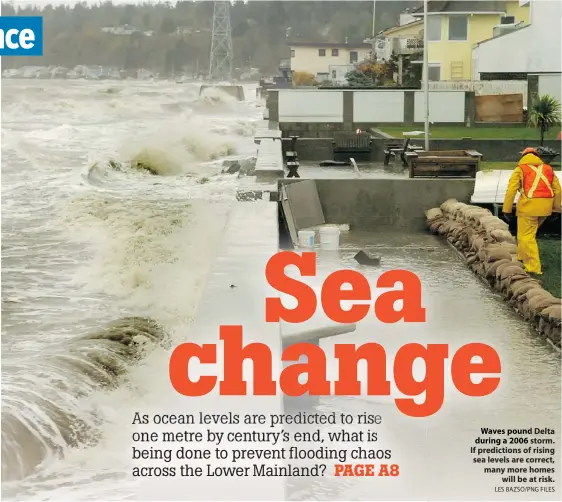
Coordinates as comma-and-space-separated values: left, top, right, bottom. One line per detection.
255, 138, 284, 182
199, 84, 245, 101
289, 138, 561, 163
279, 179, 475, 232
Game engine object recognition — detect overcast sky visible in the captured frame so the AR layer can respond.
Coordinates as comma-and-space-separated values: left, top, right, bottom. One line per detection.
9, 0, 555, 11
6, 0, 412, 8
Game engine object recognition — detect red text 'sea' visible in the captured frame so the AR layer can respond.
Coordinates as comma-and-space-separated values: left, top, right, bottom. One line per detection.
169, 252, 502, 418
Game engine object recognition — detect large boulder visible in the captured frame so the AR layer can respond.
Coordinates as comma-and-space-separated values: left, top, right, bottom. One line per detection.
239, 156, 257, 176
222, 160, 241, 174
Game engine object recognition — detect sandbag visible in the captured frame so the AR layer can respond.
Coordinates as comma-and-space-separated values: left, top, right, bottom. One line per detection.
502, 273, 528, 289
449, 202, 467, 216
485, 259, 511, 278
428, 219, 446, 234
425, 208, 443, 221
490, 229, 516, 244
528, 295, 560, 315
518, 288, 552, 320
499, 264, 525, 280
486, 248, 513, 263
485, 242, 517, 255
499, 273, 528, 294
509, 280, 540, 300
495, 262, 518, 279
480, 216, 509, 231
470, 237, 485, 252
542, 304, 562, 322
524, 288, 552, 303
440, 199, 458, 214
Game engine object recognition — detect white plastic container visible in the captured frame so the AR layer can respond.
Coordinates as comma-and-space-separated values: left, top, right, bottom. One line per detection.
319, 226, 340, 250
298, 229, 315, 248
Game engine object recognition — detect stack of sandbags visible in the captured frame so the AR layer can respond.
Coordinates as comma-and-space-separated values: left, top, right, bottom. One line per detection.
425, 199, 561, 348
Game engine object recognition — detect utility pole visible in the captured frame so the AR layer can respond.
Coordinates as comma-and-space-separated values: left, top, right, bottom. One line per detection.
371, 0, 376, 38
423, 0, 429, 150
209, 1, 233, 81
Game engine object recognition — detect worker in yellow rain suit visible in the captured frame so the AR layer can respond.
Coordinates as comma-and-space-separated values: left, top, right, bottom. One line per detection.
502, 147, 561, 275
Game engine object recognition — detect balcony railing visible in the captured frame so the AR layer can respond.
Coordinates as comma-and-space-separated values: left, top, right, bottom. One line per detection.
390, 37, 423, 55
406, 38, 423, 49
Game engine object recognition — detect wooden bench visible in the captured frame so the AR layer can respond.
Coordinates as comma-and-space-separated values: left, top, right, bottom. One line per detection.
284, 137, 300, 178
332, 133, 372, 162
408, 150, 481, 179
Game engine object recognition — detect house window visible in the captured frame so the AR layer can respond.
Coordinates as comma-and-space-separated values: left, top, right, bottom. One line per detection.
331, 70, 337, 78
332, 48, 339, 56
427, 15, 442, 41
350, 51, 358, 63
319, 48, 326, 56
291, 49, 295, 57
428, 64, 441, 81
448, 15, 468, 40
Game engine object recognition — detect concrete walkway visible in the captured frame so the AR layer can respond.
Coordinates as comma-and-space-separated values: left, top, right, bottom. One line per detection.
140, 201, 286, 501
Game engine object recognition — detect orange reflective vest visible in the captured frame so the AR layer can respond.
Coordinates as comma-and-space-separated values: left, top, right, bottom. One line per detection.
519, 163, 555, 199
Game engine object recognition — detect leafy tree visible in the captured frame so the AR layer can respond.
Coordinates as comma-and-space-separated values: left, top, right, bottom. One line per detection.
345, 69, 375, 87
528, 94, 561, 146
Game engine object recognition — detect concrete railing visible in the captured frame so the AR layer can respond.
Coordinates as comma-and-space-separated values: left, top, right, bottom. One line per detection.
278, 178, 476, 231
254, 137, 284, 181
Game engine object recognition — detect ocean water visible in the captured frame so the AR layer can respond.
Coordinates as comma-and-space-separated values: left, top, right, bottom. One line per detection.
2, 79, 561, 501
1, 79, 262, 499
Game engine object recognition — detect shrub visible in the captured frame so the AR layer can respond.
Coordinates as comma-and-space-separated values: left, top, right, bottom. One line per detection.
292, 71, 316, 86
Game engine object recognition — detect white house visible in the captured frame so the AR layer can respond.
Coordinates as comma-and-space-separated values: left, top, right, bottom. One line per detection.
472, 0, 561, 102
374, 7, 422, 62
101, 25, 138, 35
289, 41, 372, 82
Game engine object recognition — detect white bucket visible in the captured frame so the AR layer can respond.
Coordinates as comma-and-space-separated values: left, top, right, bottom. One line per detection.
298, 230, 315, 248
319, 226, 340, 250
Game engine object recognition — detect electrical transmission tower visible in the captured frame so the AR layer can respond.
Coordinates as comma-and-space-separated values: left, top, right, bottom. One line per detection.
209, 1, 234, 81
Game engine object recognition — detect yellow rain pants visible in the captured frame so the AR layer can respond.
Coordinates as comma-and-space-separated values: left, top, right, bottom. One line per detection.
516, 216, 546, 274
503, 152, 561, 276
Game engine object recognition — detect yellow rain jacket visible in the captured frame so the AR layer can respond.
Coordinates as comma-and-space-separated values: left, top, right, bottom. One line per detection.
502, 152, 561, 216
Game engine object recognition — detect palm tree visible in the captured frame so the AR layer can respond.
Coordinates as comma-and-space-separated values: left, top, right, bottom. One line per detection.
528, 94, 561, 146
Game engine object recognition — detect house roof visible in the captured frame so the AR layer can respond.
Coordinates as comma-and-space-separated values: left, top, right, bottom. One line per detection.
473, 23, 531, 47
411, 1, 507, 15
383, 20, 423, 36
288, 41, 372, 49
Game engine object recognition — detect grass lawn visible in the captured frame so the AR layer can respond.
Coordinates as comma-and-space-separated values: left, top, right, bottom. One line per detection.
379, 125, 560, 140
480, 161, 562, 171
538, 237, 561, 298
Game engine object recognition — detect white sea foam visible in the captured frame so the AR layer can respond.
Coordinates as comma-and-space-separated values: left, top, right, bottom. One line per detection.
1, 79, 260, 499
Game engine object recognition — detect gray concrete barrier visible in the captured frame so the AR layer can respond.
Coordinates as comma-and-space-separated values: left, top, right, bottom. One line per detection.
199, 84, 245, 101
279, 179, 475, 232
255, 138, 285, 181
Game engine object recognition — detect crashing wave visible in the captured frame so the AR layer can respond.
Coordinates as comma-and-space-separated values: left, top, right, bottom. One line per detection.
1, 317, 165, 482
